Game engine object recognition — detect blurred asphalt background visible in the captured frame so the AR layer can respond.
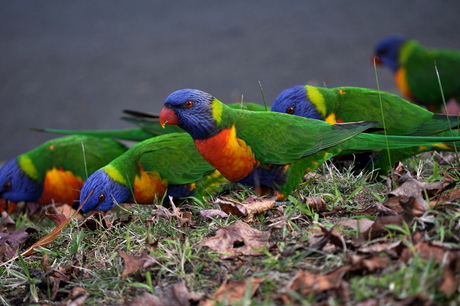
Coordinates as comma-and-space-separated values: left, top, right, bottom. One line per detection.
1, 1, 460, 161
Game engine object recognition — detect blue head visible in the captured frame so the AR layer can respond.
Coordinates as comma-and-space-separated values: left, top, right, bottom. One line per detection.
0, 158, 42, 203
79, 169, 131, 213
374, 35, 408, 73
271, 85, 323, 120
160, 89, 218, 140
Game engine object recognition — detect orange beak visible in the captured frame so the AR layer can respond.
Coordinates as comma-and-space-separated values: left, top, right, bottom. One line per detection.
159, 107, 178, 128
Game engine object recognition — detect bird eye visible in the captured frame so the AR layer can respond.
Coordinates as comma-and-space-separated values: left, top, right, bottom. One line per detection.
3, 182, 11, 191
98, 194, 105, 202
185, 100, 193, 108
286, 106, 295, 114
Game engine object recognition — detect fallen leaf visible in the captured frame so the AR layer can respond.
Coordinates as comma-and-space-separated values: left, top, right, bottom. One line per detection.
216, 198, 248, 217
200, 209, 229, 219
118, 237, 160, 278
302, 196, 328, 213
201, 221, 271, 259
348, 254, 390, 272
46, 206, 73, 227
311, 223, 347, 251
439, 256, 460, 297
432, 188, 460, 206
398, 195, 428, 217
208, 277, 264, 305
60, 287, 88, 306
0, 227, 37, 260
128, 281, 207, 306
215, 196, 275, 222
281, 265, 350, 303
128, 292, 160, 306
339, 218, 375, 234
1, 211, 16, 233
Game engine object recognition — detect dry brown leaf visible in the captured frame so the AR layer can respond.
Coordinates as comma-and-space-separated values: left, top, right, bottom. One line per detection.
399, 240, 460, 263
151, 204, 176, 219
281, 265, 350, 303
200, 209, 229, 219
169, 199, 194, 227
358, 240, 404, 258
127, 292, 160, 306
201, 221, 271, 259
362, 215, 406, 240
398, 196, 428, 217
59, 287, 88, 306
1, 211, 16, 233
439, 256, 460, 297
150, 198, 194, 227
215, 196, 275, 222
207, 277, 264, 305
348, 254, 390, 272
431, 188, 460, 206
216, 198, 248, 217
302, 196, 328, 213
311, 223, 347, 251
128, 281, 207, 306
118, 238, 160, 278
339, 218, 375, 234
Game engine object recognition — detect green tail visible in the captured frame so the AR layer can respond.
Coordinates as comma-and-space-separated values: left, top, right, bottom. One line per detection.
31, 127, 156, 142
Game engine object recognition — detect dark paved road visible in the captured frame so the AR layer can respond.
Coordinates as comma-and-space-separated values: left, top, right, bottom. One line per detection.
1, 1, 459, 161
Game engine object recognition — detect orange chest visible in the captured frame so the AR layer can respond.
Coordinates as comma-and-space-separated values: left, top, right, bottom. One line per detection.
132, 169, 168, 204
193, 127, 258, 182
395, 68, 414, 101
39, 168, 84, 205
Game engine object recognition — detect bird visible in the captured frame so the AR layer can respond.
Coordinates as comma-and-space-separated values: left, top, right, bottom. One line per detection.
33, 102, 269, 142
373, 35, 460, 112
159, 89, 460, 200
0, 135, 128, 207
79, 133, 228, 213
270, 85, 460, 172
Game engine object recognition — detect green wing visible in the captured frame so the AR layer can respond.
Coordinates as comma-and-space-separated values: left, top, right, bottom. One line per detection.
227, 107, 377, 164
333, 87, 432, 134
25, 135, 128, 181
120, 133, 216, 185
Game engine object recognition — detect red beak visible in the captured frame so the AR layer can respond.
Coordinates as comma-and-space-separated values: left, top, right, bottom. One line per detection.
159, 107, 179, 127
372, 55, 382, 66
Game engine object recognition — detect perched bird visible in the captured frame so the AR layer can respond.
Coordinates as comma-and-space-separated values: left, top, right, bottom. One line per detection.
79, 133, 228, 213
34, 102, 269, 142
270, 85, 460, 173
159, 89, 460, 200
0, 135, 128, 206
373, 35, 460, 112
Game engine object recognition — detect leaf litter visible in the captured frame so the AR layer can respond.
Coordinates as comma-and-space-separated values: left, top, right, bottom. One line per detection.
1, 160, 460, 304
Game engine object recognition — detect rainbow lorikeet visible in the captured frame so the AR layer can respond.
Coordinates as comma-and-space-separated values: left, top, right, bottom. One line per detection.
0, 135, 128, 206
159, 89, 460, 200
34, 102, 269, 142
270, 85, 460, 173
373, 35, 460, 112
79, 133, 228, 213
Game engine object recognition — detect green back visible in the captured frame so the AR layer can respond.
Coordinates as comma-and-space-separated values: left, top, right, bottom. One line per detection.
20, 135, 128, 183
402, 40, 460, 106
312, 86, 458, 136
105, 133, 217, 186
220, 102, 378, 164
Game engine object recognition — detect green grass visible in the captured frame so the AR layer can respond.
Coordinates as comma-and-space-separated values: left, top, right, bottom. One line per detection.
1, 154, 459, 305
